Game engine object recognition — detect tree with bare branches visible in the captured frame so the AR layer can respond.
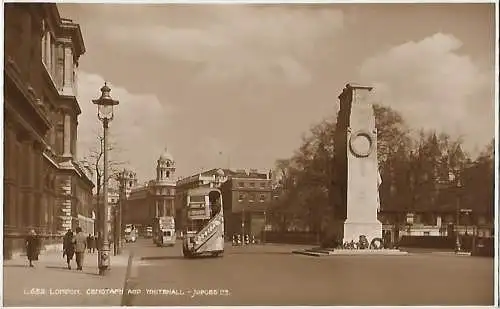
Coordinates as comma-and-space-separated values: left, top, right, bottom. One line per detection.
80, 129, 129, 219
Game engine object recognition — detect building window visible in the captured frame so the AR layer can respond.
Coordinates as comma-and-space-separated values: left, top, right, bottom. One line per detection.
260, 182, 265, 188
238, 193, 245, 201
259, 194, 265, 202
249, 193, 255, 202
238, 182, 244, 188
250, 182, 255, 187
423, 231, 430, 236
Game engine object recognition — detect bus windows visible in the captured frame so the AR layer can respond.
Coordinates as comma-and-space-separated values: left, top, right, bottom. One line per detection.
209, 190, 221, 218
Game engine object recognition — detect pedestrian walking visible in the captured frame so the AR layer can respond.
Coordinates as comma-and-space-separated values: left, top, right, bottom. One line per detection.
25, 229, 40, 268
72, 227, 87, 271
90, 234, 97, 253
63, 229, 75, 270
87, 234, 92, 253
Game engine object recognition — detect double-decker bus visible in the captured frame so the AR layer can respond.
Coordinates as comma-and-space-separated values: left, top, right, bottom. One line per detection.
153, 216, 176, 247
182, 187, 224, 258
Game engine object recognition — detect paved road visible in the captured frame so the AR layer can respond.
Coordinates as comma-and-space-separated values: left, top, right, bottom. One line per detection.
123, 238, 493, 306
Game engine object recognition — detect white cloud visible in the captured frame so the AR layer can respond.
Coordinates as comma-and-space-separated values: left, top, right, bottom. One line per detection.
103, 6, 343, 84
76, 71, 174, 182
359, 32, 495, 155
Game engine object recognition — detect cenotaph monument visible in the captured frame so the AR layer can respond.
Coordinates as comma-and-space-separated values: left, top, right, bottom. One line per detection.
333, 83, 383, 244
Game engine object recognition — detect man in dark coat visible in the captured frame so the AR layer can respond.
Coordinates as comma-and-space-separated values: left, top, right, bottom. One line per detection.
90, 234, 97, 253
63, 229, 75, 270
87, 234, 92, 253
26, 229, 40, 267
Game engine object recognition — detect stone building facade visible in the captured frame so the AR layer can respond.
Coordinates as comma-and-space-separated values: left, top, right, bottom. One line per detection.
3, 3, 94, 258
221, 170, 273, 239
123, 150, 177, 228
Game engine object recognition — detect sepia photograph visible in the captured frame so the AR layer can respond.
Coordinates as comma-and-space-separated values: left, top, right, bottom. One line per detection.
2, 1, 498, 307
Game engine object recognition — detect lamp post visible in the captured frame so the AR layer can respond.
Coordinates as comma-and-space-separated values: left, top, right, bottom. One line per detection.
263, 210, 267, 244
118, 172, 124, 255
449, 170, 462, 252
241, 209, 245, 246
93, 82, 119, 275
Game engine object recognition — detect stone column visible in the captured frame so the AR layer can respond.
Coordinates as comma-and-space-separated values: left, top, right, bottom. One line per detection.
170, 200, 175, 218
22, 140, 35, 229
62, 45, 74, 96
73, 120, 78, 160
45, 33, 51, 69
16, 135, 26, 229
73, 63, 79, 97
163, 199, 167, 216
63, 112, 71, 158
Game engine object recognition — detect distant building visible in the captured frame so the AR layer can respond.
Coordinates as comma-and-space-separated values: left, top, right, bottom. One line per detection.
221, 170, 272, 239
379, 148, 494, 244
3, 3, 93, 259
123, 149, 176, 228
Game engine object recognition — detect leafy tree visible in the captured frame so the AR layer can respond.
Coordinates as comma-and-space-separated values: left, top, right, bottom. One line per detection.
269, 101, 494, 237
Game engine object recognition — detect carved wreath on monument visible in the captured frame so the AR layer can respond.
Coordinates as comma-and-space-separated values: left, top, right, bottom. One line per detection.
349, 130, 374, 158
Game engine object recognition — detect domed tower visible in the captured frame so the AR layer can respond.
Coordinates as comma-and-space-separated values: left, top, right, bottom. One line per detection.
156, 148, 176, 183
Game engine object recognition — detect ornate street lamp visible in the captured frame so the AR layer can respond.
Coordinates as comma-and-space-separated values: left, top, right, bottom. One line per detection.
449, 170, 463, 252
93, 82, 119, 275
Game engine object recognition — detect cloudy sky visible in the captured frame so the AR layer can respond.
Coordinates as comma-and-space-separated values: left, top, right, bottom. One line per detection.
58, 3, 496, 183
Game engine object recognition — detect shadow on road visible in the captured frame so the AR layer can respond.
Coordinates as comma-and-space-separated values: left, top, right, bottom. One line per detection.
141, 255, 221, 261
228, 251, 292, 255
3, 264, 30, 268
141, 256, 185, 261
45, 265, 69, 270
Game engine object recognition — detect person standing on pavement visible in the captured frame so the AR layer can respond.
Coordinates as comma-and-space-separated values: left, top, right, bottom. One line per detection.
90, 234, 97, 253
86, 234, 92, 253
63, 229, 75, 270
25, 229, 40, 268
72, 227, 87, 271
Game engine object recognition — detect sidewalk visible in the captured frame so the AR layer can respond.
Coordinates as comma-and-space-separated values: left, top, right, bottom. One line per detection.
2, 249, 131, 307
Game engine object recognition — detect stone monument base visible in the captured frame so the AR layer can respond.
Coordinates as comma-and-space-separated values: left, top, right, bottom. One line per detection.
292, 248, 408, 257
343, 221, 382, 243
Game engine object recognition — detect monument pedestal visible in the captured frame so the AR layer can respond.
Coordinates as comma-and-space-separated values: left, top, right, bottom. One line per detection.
343, 221, 382, 243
